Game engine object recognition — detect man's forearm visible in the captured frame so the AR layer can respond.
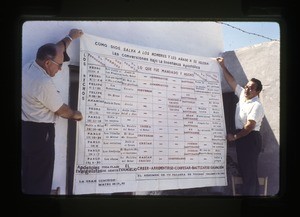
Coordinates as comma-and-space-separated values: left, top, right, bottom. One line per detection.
55, 104, 82, 120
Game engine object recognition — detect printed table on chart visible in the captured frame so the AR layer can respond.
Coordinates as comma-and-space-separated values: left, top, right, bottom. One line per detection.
73, 34, 227, 194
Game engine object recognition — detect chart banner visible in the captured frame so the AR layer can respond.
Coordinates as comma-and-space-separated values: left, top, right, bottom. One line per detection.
73, 33, 227, 194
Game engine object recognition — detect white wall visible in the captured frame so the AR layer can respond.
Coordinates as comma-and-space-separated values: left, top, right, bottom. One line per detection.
22, 21, 223, 194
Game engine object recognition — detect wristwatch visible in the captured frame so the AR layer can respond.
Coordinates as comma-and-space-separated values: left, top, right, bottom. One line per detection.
233, 134, 238, 140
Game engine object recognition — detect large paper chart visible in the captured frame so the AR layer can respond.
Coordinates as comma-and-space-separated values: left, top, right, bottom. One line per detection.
73, 33, 227, 194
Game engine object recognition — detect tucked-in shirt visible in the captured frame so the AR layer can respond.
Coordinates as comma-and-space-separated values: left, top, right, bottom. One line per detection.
234, 84, 264, 131
22, 61, 64, 123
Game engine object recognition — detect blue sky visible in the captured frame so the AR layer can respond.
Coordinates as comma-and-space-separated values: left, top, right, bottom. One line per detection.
220, 21, 280, 51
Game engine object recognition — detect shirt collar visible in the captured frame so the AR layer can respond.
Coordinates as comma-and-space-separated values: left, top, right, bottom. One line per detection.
245, 95, 260, 103
33, 60, 51, 78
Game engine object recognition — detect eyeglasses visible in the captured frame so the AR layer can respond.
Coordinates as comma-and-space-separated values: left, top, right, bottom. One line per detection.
50, 59, 63, 68
244, 85, 256, 91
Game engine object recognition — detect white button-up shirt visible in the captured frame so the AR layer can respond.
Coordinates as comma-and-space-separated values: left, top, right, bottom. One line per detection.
234, 84, 264, 131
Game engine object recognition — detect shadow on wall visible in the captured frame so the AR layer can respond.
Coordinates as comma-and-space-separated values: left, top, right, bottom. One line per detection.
259, 117, 280, 196
220, 51, 249, 93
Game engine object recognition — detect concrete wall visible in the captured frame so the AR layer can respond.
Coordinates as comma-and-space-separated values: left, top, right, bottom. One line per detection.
222, 41, 280, 195
22, 21, 223, 194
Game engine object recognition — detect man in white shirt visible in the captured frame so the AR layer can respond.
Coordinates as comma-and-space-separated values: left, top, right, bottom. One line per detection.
217, 57, 265, 195
22, 29, 83, 195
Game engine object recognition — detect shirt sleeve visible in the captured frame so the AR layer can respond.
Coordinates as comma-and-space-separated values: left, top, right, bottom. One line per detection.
247, 102, 264, 123
235, 84, 243, 97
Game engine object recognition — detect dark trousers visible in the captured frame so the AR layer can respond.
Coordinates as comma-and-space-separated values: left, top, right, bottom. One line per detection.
22, 121, 55, 195
235, 130, 262, 195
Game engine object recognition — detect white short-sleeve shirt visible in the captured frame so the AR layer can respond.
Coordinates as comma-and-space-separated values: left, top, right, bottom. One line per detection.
22, 61, 64, 123
234, 84, 264, 131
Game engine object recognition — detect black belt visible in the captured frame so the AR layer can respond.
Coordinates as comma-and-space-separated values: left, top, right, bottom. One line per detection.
235, 128, 259, 134
22, 120, 54, 127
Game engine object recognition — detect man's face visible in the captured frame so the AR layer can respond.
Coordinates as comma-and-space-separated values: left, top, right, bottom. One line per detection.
244, 81, 259, 100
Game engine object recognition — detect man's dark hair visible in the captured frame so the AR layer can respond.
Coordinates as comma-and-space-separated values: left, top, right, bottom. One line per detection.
251, 78, 263, 92
36, 43, 57, 61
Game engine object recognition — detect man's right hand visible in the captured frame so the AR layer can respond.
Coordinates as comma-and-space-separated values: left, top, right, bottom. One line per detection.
68, 29, 84, 40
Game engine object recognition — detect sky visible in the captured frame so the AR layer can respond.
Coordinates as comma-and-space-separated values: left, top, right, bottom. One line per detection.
220, 21, 280, 52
